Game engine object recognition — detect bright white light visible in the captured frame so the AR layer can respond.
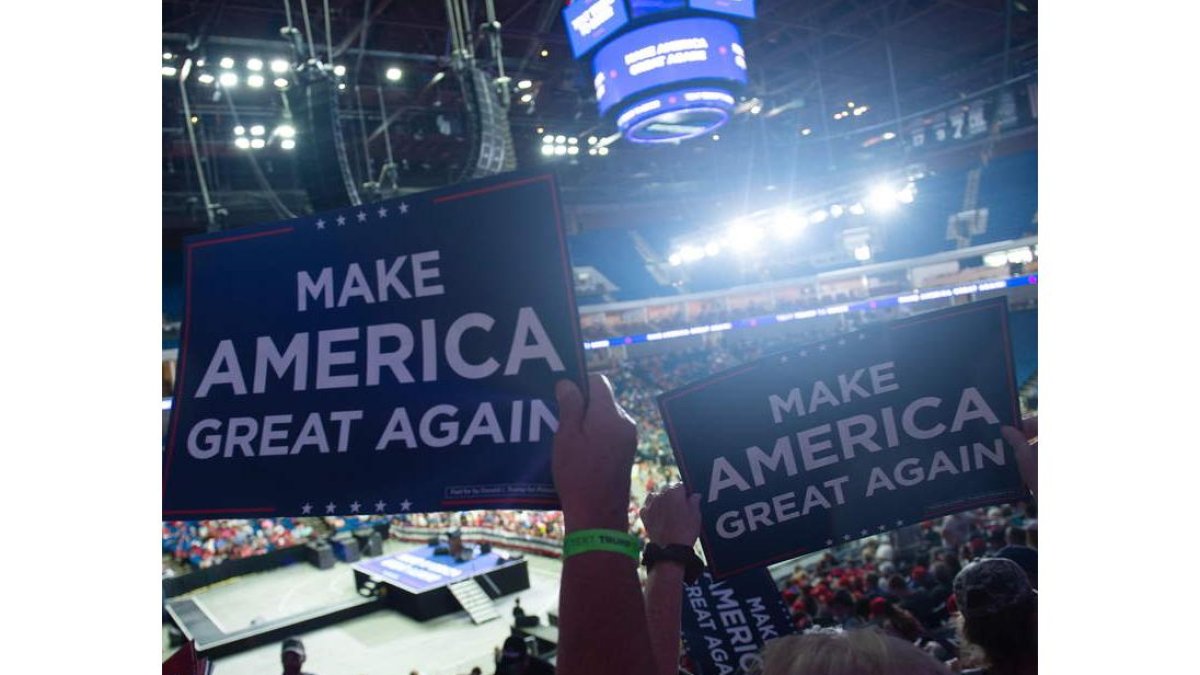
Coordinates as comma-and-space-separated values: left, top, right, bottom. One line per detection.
680, 246, 705, 263
727, 220, 764, 252
668, 253, 683, 266
1006, 247, 1034, 264
235, 137, 251, 149
809, 209, 829, 224
597, 147, 609, 156
517, 79, 532, 89
281, 138, 296, 150
750, 104, 762, 115
712, 134, 720, 141
338, 82, 346, 90
588, 148, 597, 156
867, 185, 899, 213
882, 131, 897, 140
234, 125, 246, 135
275, 124, 295, 138
250, 138, 266, 149
274, 77, 289, 88
541, 145, 555, 156
897, 183, 916, 204
219, 72, 238, 87
854, 245, 872, 261
704, 241, 722, 256
801, 128, 812, 136
555, 135, 566, 144
270, 59, 289, 74
195, 58, 206, 67
520, 93, 533, 103
983, 252, 1009, 267
568, 137, 578, 145
250, 124, 266, 136
246, 58, 263, 71
386, 67, 403, 81
853, 106, 869, 116
554, 145, 567, 156
587, 136, 598, 145
161, 66, 177, 77
848, 202, 866, 216
543, 135, 554, 144
772, 210, 806, 239
163, 52, 173, 60
567, 146, 579, 155
830, 204, 845, 218
219, 56, 235, 69
198, 73, 215, 84
333, 64, 347, 77
247, 74, 265, 88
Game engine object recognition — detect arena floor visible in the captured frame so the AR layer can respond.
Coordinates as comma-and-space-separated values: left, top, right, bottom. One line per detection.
164, 540, 564, 675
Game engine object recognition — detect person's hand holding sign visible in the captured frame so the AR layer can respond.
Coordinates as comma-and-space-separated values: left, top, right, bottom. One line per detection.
641, 483, 702, 548
640, 484, 703, 675
1001, 414, 1038, 498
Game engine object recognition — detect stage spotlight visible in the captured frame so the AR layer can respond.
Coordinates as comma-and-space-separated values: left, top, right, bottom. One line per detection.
809, 209, 829, 224
198, 73, 215, 84
235, 137, 251, 149
712, 134, 720, 141
250, 138, 265, 149
274, 77, 289, 88
554, 145, 567, 155
854, 245, 872, 261
281, 138, 296, 150
568, 137, 578, 145
567, 146, 579, 155
848, 203, 866, 216
333, 64, 347, 77
520, 93, 533, 103
517, 79, 532, 89
555, 135, 566, 144
246, 57, 263, 71
338, 82, 347, 90
219, 72, 238, 87
597, 147, 609, 156
247, 74, 265, 88
772, 210, 806, 239
801, 128, 812, 136
219, 56, 235, 69
853, 106, 869, 116
250, 124, 266, 136
830, 204, 845, 218
882, 131, 897, 140
727, 221, 764, 252
275, 124, 295, 138
386, 67, 403, 81
540, 48, 549, 57
541, 145, 554, 156
680, 245, 705, 263
270, 59, 289, 74
897, 183, 916, 204
866, 185, 899, 213
161, 66, 177, 77
163, 52, 173, 60
668, 253, 683, 266
704, 241, 722, 257
750, 103, 762, 115
542, 134, 554, 144
234, 125, 245, 135
588, 148, 597, 156
587, 136, 598, 145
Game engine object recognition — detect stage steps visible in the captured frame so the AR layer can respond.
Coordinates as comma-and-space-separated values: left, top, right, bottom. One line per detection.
448, 579, 500, 624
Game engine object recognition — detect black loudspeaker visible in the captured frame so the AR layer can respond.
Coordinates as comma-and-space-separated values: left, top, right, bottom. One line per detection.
480, 542, 492, 554
331, 534, 361, 563
353, 527, 383, 557
307, 540, 336, 570
516, 615, 540, 628
286, 69, 361, 211
456, 67, 516, 182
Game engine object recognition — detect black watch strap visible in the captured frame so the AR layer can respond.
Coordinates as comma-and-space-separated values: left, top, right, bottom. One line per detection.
642, 543, 705, 583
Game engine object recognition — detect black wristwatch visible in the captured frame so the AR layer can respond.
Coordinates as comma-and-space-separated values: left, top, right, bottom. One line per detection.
641, 543, 705, 583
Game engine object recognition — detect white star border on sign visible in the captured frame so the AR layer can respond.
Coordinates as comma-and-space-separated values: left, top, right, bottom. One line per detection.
375, 500, 387, 513
399, 202, 409, 214
400, 499, 413, 511
377, 206, 388, 219
336, 214, 346, 226
325, 502, 336, 514
350, 501, 361, 513
301, 503, 313, 514
315, 218, 326, 230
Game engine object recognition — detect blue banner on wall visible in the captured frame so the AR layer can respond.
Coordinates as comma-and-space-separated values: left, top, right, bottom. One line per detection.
659, 298, 1026, 578
163, 172, 587, 520
681, 568, 796, 675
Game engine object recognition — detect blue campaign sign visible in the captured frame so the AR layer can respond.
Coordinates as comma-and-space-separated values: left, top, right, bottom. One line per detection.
681, 568, 796, 675
562, 0, 632, 59
591, 17, 748, 115
163, 172, 587, 520
659, 298, 1027, 578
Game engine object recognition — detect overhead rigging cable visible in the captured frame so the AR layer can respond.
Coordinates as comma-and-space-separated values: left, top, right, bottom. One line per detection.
299, 0, 319, 63
281, 0, 294, 28
376, 85, 396, 167
322, 0, 334, 66
178, 59, 218, 231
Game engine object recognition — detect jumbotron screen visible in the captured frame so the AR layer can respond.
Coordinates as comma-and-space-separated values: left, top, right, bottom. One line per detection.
590, 17, 748, 116
563, 0, 633, 58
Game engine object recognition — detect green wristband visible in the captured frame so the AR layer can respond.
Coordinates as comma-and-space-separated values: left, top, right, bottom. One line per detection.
562, 529, 641, 561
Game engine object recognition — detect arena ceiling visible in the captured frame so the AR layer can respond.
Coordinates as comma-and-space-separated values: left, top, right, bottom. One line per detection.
162, 0, 1036, 237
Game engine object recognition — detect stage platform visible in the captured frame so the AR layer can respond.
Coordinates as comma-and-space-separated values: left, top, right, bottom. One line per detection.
353, 545, 530, 621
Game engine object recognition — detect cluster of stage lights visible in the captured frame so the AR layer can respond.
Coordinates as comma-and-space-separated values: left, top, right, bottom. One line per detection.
162, 51, 403, 91
666, 182, 917, 267
540, 134, 609, 158
232, 123, 296, 151
833, 101, 870, 121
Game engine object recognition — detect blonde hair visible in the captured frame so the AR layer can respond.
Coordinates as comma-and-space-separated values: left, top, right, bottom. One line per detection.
758, 628, 950, 675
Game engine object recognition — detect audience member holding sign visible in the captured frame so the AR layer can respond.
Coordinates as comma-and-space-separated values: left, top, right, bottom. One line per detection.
551, 365, 1037, 675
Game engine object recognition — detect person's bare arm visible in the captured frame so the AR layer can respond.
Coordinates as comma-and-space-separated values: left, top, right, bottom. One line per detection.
553, 375, 657, 675
640, 485, 702, 675
1001, 414, 1038, 498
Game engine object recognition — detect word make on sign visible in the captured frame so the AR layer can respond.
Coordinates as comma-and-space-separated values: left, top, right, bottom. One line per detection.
659, 297, 1026, 578
681, 568, 796, 675
164, 172, 587, 520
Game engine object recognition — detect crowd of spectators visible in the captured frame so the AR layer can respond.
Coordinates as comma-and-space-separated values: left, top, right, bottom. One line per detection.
161, 518, 317, 573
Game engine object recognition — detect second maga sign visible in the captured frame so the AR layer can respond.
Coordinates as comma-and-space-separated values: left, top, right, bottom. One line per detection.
659, 298, 1027, 578
163, 172, 587, 520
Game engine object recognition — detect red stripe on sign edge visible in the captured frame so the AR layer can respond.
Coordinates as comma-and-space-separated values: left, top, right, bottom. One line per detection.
431, 174, 550, 204
162, 226, 295, 500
